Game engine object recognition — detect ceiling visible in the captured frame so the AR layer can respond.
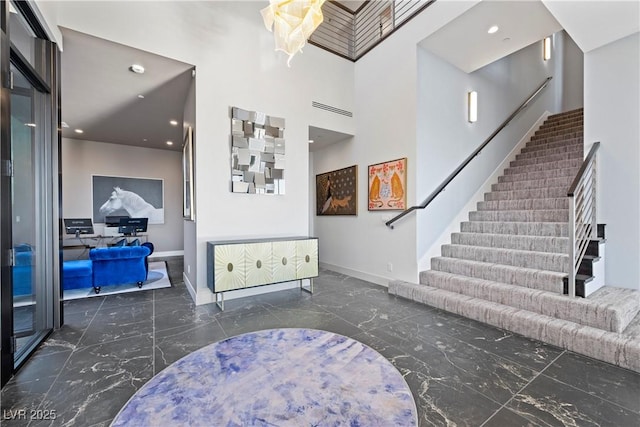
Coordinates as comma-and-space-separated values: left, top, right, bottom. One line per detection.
60, 27, 194, 152
308, 126, 353, 152
419, 1, 562, 73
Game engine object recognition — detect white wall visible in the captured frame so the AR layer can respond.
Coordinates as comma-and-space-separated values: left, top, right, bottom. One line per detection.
61, 138, 184, 253
558, 31, 584, 111
313, 0, 480, 285
39, 1, 355, 304
183, 70, 197, 293
415, 36, 563, 270
585, 32, 640, 290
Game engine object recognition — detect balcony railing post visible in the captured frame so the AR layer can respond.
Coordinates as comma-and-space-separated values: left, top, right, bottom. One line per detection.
568, 195, 576, 297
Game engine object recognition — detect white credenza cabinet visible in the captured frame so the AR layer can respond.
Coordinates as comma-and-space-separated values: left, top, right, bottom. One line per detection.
207, 237, 318, 309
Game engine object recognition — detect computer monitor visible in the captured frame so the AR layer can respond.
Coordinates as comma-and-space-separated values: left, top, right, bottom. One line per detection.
118, 217, 148, 236
64, 218, 94, 237
105, 215, 130, 227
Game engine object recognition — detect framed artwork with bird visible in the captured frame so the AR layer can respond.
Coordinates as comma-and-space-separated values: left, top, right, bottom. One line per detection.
316, 165, 358, 216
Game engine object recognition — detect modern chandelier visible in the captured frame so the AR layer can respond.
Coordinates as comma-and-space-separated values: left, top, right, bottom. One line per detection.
261, 0, 326, 66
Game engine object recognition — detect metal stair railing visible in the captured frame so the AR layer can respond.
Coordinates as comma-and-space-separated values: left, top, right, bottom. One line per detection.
386, 76, 553, 229
567, 141, 600, 297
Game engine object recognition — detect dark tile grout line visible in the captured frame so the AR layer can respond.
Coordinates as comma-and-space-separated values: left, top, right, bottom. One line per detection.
537, 368, 640, 416
28, 297, 108, 427
478, 350, 567, 427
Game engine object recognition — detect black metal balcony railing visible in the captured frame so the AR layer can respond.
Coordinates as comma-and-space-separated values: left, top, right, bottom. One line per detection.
308, 0, 436, 61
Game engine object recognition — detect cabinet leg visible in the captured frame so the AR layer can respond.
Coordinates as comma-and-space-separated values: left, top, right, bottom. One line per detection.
215, 292, 225, 311
300, 278, 314, 294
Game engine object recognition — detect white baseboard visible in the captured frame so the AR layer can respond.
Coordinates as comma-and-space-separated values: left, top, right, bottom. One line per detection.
319, 262, 389, 287
183, 272, 196, 303
149, 250, 184, 259
417, 111, 552, 272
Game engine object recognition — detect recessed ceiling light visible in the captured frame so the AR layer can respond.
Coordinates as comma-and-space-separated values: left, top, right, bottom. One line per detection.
61, 121, 69, 128
169, 120, 178, 126
74, 129, 84, 134
24, 123, 36, 127
166, 141, 173, 146
143, 138, 148, 142
130, 64, 145, 74
308, 140, 314, 143
138, 94, 145, 99
488, 25, 499, 34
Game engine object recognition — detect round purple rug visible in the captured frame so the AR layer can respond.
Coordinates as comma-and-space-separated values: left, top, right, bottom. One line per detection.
111, 328, 417, 426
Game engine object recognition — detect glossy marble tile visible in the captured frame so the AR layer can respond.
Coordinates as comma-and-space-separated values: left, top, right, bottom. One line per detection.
541, 352, 640, 414
442, 316, 564, 371
508, 374, 639, 426
4, 258, 639, 427
33, 334, 154, 426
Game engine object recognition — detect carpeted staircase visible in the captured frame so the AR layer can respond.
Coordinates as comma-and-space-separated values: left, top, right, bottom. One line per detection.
389, 108, 640, 372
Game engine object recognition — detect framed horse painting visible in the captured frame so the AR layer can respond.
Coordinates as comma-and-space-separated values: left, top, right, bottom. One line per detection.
92, 175, 165, 224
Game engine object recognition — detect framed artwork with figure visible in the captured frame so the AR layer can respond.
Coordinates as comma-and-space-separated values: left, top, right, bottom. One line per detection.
316, 165, 357, 216
368, 158, 407, 211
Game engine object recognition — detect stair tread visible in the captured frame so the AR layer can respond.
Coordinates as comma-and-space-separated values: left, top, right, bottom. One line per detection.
444, 243, 569, 258
431, 256, 566, 277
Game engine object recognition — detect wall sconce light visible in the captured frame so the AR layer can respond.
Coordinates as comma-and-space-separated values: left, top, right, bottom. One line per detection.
543, 37, 551, 61
468, 91, 478, 123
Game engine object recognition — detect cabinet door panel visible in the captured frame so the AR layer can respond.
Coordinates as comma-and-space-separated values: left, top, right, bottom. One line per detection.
245, 242, 273, 286
272, 240, 297, 282
296, 239, 318, 279
214, 244, 246, 291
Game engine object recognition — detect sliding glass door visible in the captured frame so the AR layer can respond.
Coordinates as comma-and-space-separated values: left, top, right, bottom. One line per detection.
10, 63, 49, 359
0, 0, 60, 387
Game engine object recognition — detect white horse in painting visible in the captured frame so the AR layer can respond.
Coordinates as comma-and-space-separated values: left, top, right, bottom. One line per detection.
99, 187, 164, 223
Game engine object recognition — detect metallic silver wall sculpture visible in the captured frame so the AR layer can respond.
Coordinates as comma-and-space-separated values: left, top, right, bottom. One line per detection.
230, 107, 285, 194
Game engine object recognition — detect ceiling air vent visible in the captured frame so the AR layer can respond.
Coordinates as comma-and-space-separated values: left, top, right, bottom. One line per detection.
312, 101, 353, 118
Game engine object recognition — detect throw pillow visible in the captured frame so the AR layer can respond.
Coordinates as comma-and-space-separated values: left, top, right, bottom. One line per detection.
129, 238, 140, 247
114, 239, 126, 247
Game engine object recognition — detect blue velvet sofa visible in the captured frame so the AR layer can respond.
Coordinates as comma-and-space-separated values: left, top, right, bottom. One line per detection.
90, 246, 151, 292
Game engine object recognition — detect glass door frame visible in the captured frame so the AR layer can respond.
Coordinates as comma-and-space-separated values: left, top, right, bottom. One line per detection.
0, 0, 61, 388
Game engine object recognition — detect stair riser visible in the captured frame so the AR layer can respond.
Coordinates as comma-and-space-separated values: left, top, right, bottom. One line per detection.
531, 132, 584, 144
510, 152, 583, 167
526, 135, 583, 149
478, 198, 569, 211
451, 233, 569, 253
504, 158, 583, 175
441, 245, 569, 273
470, 210, 569, 222
498, 169, 578, 183
547, 109, 583, 120
388, 281, 640, 373
515, 144, 582, 161
536, 121, 584, 133
484, 187, 568, 201
522, 138, 583, 153
541, 118, 584, 130
491, 177, 572, 192
533, 127, 584, 139
429, 258, 564, 292
460, 221, 569, 237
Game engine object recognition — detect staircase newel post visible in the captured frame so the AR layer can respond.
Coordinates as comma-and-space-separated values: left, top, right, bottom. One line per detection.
568, 196, 576, 298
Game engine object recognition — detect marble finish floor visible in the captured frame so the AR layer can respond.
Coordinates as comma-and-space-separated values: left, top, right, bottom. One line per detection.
1, 257, 639, 426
